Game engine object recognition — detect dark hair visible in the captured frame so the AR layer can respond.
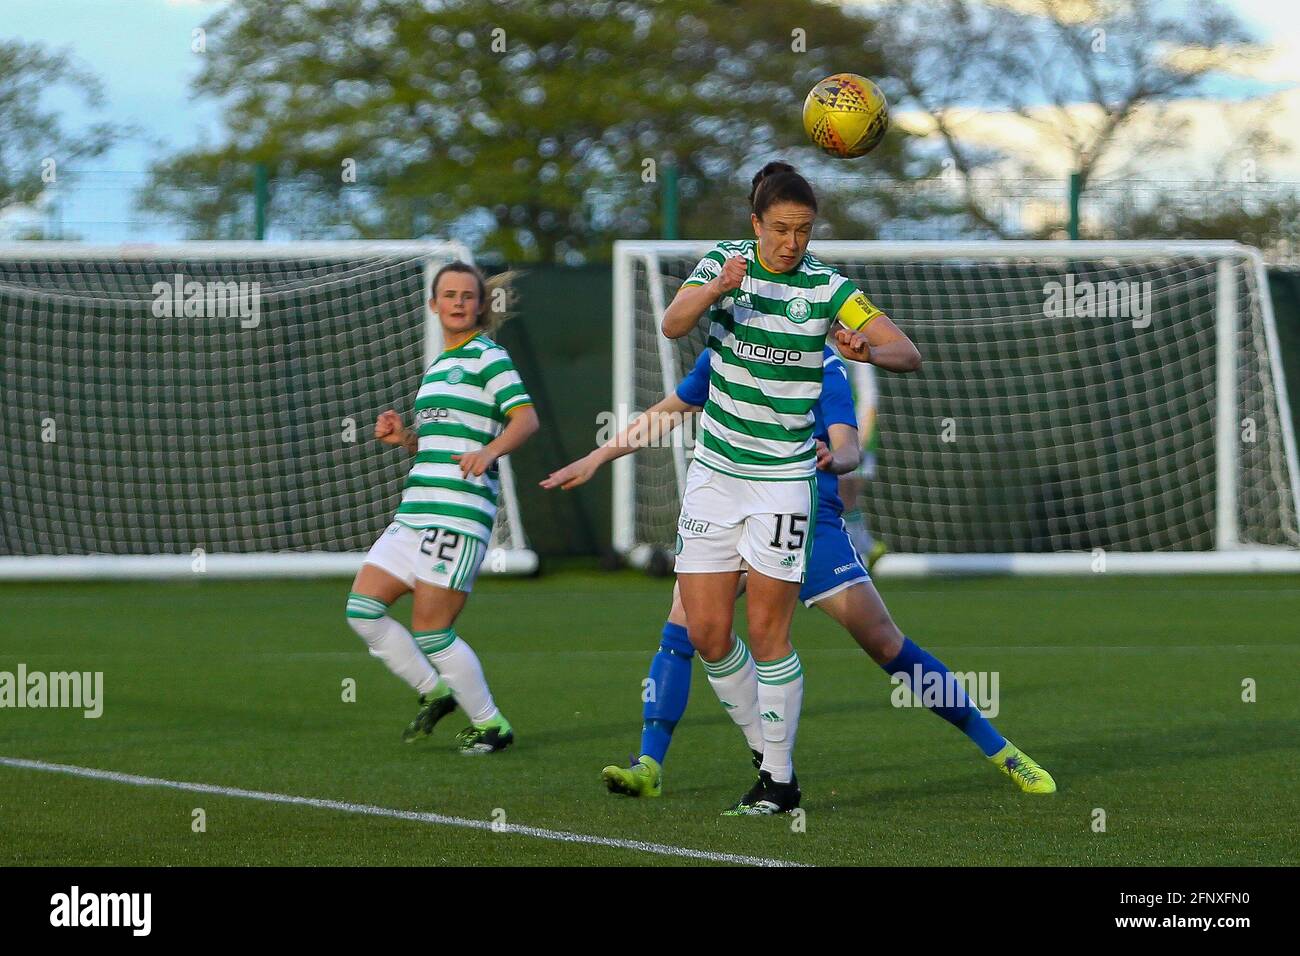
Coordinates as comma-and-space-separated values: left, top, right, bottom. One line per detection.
749, 161, 818, 219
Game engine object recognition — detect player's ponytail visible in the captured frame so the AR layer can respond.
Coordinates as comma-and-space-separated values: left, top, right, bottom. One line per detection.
480, 269, 523, 335
749, 161, 818, 219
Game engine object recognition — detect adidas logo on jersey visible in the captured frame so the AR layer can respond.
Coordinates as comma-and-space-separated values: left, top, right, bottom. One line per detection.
779, 554, 799, 569
433, 562, 448, 574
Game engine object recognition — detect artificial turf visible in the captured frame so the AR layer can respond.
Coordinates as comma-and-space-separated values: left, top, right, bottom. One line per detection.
1, 571, 1296, 866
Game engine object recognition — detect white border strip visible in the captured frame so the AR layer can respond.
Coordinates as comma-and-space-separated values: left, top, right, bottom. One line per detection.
0, 756, 805, 868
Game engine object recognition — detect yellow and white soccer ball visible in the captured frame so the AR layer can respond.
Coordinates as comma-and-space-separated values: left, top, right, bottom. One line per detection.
802, 73, 889, 159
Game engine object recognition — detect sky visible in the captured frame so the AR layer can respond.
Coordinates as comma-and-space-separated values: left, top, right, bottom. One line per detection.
885, 0, 1300, 183
7, 0, 223, 170
3, 0, 1299, 241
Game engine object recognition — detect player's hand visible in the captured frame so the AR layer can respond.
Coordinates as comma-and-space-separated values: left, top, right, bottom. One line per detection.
540, 453, 600, 491
710, 256, 748, 297
834, 327, 872, 363
814, 439, 835, 471
453, 449, 498, 477
374, 409, 407, 445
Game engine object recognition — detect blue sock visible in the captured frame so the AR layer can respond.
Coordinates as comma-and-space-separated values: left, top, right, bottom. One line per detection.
639, 622, 694, 765
881, 637, 1006, 757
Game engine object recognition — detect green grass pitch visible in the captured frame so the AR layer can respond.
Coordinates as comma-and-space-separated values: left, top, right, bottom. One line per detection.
1, 571, 1296, 866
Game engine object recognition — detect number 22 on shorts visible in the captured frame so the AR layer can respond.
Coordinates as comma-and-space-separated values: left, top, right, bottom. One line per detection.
420, 529, 462, 562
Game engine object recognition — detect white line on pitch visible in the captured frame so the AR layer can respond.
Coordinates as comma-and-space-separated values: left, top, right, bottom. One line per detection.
0, 756, 806, 868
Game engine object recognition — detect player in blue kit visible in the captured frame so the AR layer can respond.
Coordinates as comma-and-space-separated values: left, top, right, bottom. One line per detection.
542, 346, 1056, 798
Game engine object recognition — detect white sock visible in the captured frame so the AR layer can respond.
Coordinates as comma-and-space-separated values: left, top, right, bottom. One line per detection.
345, 594, 440, 695
756, 652, 804, 784
701, 635, 764, 755
418, 630, 500, 726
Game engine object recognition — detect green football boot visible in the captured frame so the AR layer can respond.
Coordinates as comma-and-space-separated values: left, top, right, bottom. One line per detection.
401, 685, 457, 742
456, 714, 514, 755
990, 740, 1057, 794
601, 755, 663, 798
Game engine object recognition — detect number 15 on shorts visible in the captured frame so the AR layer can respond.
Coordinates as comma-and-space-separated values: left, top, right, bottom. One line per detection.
770, 514, 808, 551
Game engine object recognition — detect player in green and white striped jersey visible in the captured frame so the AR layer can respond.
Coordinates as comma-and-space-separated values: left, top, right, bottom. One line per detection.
661, 162, 922, 814
346, 262, 539, 755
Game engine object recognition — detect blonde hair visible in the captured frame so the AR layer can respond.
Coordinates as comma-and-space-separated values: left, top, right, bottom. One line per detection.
480, 269, 522, 335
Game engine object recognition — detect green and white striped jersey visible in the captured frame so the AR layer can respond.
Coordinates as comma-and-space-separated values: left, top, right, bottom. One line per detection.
681, 239, 865, 481
393, 333, 533, 542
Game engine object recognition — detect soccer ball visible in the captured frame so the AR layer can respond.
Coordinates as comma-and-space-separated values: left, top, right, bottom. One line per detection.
802, 73, 890, 159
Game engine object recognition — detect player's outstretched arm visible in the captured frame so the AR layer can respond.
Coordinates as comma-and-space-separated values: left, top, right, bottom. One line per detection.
662, 255, 746, 338
454, 405, 540, 478
816, 423, 862, 475
540, 394, 699, 490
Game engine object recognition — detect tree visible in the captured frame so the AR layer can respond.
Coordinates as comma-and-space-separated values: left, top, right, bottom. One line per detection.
0, 39, 126, 225
1106, 182, 1300, 253
873, 0, 1279, 238
138, 0, 927, 259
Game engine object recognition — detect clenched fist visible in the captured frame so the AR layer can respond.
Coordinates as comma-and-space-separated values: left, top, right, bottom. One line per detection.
374, 409, 407, 446
710, 255, 748, 296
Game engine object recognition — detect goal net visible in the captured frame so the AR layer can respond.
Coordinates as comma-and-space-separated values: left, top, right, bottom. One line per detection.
0, 242, 536, 579
613, 240, 1300, 574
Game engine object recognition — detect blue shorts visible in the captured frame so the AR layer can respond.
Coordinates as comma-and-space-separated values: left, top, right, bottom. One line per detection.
799, 512, 870, 606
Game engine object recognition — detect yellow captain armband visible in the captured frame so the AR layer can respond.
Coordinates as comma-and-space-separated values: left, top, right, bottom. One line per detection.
836, 290, 884, 331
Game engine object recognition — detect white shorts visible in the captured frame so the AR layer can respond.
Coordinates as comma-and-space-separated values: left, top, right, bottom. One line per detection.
363, 521, 489, 592
673, 461, 817, 582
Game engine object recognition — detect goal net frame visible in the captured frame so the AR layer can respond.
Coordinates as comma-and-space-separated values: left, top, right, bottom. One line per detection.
612, 239, 1300, 575
0, 241, 537, 580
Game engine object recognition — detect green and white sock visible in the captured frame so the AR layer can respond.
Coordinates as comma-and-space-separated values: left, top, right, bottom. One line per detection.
345, 592, 440, 695
756, 651, 804, 784
701, 636, 764, 754
415, 629, 499, 725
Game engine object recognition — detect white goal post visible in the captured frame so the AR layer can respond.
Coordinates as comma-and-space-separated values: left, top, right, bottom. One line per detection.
0, 241, 537, 579
612, 239, 1300, 575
